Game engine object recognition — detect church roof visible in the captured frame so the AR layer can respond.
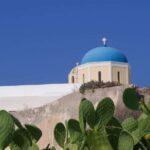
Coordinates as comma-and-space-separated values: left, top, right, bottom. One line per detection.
81, 46, 128, 64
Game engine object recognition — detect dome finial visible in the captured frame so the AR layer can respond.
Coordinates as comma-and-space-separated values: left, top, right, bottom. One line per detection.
102, 37, 107, 46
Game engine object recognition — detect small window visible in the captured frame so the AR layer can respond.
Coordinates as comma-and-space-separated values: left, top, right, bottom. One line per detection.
83, 74, 85, 83
117, 72, 120, 83
98, 71, 101, 82
72, 76, 75, 83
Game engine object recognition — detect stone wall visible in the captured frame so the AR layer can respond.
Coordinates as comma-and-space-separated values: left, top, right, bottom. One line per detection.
11, 86, 150, 149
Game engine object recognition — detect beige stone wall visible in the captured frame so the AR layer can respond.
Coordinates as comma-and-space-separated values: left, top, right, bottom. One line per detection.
112, 66, 129, 84
78, 67, 88, 83
69, 65, 110, 84
68, 67, 77, 83
68, 62, 130, 85
90, 65, 110, 82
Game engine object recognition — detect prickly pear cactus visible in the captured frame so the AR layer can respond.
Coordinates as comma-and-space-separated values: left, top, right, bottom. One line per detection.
25, 124, 42, 143
95, 97, 115, 130
10, 114, 23, 129
10, 128, 32, 150
0, 110, 15, 150
64, 143, 78, 150
122, 117, 138, 132
54, 123, 66, 148
27, 142, 39, 150
68, 119, 82, 143
86, 130, 113, 150
106, 117, 122, 150
123, 88, 140, 110
79, 98, 96, 132
118, 131, 134, 150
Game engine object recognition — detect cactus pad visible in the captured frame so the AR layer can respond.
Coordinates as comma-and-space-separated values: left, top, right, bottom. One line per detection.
95, 97, 115, 129
123, 88, 140, 110
86, 130, 113, 150
54, 123, 66, 148
79, 99, 96, 132
118, 131, 134, 150
122, 117, 138, 132
25, 124, 42, 143
68, 119, 82, 143
106, 117, 122, 150
0, 110, 15, 150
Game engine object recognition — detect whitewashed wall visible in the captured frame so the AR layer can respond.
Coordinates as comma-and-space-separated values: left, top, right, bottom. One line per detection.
0, 83, 80, 111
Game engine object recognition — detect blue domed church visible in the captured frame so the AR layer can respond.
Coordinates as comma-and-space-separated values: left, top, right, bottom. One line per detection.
68, 38, 130, 84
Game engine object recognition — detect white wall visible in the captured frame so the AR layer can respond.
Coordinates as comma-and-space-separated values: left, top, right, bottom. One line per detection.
0, 84, 80, 111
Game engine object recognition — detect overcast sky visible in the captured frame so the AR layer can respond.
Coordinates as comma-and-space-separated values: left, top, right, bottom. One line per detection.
0, 0, 149, 86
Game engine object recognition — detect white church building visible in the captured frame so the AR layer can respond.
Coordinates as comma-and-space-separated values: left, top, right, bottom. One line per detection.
0, 38, 131, 111
69, 38, 130, 84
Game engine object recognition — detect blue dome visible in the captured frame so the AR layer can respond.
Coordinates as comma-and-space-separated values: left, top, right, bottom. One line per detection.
81, 46, 128, 64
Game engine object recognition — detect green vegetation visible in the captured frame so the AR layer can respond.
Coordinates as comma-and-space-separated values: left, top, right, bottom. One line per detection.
0, 110, 55, 150
0, 87, 150, 150
79, 81, 121, 94
54, 88, 150, 150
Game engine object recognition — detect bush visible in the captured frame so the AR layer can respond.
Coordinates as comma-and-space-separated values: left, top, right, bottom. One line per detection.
79, 81, 121, 94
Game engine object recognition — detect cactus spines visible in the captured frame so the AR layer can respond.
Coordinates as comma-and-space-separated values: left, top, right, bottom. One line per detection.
122, 117, 138, 132
123, 88, 140, 110
54, 123, 66, 148
0, 110, 15, 150
79, 98, 96, 132
118, 131, 134, 150
95, 97, 115, 129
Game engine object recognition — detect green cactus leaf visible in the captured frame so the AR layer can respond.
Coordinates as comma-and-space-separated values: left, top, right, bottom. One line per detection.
25, 124, 42, 143
95, 97, 115, 129
131, 129, 143, 145
106, 117, 122, 150
64, 143, 78, 150
79, 108, 86, 133
27, 142, 39, 150
82, 146, 89, 150
122, 117, 138, 132
10, 128, 32, 150
12, 130, 24, 147
123, 88, 139, 110
118, 131, 134, 150
130, 116, 150, 145
140, 103, 150, 115
138, 116, 150, 130
138, 112, 147, 122
0, 110, 15, 150
86, 130, 113, 150
65, 120, 69, 143
54, 123, 66, 148
79, 99, 96, 132
10, 114, 24, 129
68, 119, 83, 143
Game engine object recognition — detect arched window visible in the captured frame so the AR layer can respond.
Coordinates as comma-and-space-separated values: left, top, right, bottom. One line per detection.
83, 74, 85, 83
117, 71, 120, 83
72, 76, 75, 83
98, 71, 101, 82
